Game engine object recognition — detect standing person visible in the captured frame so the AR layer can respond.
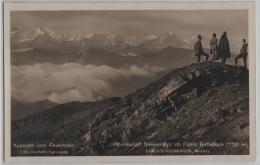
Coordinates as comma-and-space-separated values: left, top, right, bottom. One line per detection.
194, 34, 209, 63
235, 39, 248, 67
209, 33, 218, 61
218, 32, 231, 63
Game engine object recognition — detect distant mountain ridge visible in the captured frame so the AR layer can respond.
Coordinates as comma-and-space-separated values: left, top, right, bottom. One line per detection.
140, 32, 187, 50
11, 98, 57, 121
11, 28, 190, 65
11, 28, 188, 51
11, 27, 194, 68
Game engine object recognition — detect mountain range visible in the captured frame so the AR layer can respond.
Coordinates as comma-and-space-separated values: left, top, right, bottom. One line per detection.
11, 27, 194, 67
11, 27, 189, 51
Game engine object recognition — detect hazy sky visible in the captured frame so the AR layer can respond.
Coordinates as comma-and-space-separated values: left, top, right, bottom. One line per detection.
11, 10, 248, 41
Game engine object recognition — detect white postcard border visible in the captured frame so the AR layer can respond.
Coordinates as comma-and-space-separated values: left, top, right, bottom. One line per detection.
3, 1, 256, 163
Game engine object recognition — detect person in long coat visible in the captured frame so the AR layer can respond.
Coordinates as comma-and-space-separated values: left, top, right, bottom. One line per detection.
218, 32, 231, 63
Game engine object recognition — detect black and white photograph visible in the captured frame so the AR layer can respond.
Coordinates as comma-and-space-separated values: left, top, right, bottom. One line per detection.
3, 2, 256, 161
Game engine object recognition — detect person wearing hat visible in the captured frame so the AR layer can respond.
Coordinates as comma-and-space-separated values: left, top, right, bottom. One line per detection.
235, 38, 248, 67
194, 34, 209, 63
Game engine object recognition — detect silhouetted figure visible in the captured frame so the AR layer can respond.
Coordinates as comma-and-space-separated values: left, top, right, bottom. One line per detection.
218, 32, 231, 63
194, 34, 209, 63
209, 33, 218, 61
235, 39, 248, 67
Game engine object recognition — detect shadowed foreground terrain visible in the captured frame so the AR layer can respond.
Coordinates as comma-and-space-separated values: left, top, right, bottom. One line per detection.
11, 62, 249, 156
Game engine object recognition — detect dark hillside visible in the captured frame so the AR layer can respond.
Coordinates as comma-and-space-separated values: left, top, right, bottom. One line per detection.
12, 62, 249, 156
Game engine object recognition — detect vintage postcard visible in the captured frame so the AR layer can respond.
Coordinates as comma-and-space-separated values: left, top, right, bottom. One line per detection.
3, 1, 256, 163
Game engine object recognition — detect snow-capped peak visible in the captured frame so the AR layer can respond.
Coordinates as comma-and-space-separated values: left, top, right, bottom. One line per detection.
15, 28, 45, 43
124, 36, 139, 46
44, 27, 62, 39
145, 34, 158, 41
84, 32, 116, 39
83, 32, 118, 47
34, 27, 45, 37
85, 33, 94, 39
168, 32, 174, 36
65, 34, 82, 42
32, 27, 62, 40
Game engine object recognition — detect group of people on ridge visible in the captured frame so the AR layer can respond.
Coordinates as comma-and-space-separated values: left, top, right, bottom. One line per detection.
194, 32, 248, 67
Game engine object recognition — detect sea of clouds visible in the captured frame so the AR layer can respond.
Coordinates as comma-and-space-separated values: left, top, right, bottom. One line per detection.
11, 63, 165, 104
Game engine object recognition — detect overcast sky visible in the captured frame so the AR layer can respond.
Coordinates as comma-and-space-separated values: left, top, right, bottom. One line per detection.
11, 10, 248, 42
